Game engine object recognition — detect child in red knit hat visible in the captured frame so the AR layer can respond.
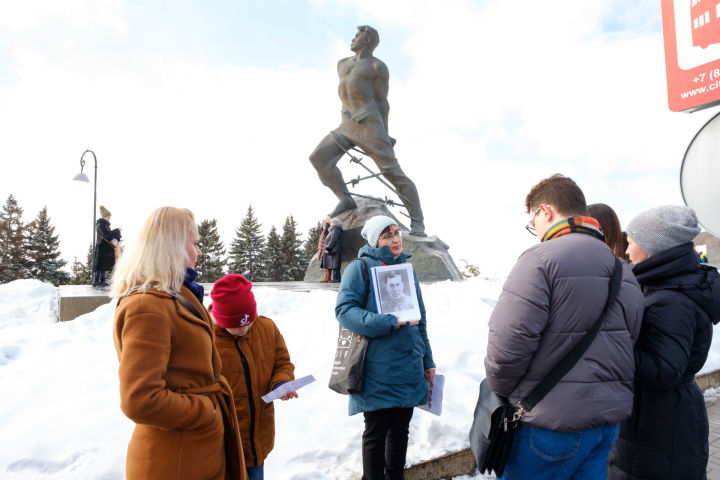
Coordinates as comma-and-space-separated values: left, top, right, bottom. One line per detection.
209, 274, 297, 480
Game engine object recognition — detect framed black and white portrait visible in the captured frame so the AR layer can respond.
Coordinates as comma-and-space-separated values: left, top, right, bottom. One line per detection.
370, 263, 420, 322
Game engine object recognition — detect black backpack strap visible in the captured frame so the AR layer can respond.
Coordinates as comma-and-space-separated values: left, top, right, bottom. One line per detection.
519, 257, 623, 413
354, 257, 370, 307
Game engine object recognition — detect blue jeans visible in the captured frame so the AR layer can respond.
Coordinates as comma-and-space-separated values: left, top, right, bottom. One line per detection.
499, 423, 620, 480
247, 463, 264, 480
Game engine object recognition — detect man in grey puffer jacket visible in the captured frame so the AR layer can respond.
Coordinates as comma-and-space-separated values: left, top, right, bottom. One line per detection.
484, 174, 644, 480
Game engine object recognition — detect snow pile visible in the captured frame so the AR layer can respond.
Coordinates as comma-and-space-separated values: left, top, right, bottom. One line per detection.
704, 387, 720, 402
0, 279, 57, 330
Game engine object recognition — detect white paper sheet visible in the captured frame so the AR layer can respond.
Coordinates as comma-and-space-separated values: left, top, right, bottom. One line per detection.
417, 374, 444, 416
261, 374, 316, 402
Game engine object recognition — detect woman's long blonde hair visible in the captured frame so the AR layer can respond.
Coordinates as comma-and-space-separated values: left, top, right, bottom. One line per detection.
110, 207, 195, 298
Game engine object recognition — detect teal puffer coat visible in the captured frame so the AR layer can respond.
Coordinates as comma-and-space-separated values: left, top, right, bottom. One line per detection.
335, 244, 435, 415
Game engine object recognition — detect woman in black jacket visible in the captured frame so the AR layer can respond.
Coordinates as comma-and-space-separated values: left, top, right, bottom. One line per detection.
323, 218, 343, 283
92, 205, 122, 287
608, 205, 719, 480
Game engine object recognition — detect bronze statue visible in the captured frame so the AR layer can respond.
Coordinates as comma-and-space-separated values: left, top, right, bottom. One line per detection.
310, 25, 426, 236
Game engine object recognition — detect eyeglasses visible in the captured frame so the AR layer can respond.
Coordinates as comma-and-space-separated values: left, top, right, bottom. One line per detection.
379, 228, 401, 241
525, 207, 542, 236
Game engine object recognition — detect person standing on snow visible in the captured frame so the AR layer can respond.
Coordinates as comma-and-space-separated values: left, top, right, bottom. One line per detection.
318, 216, 332, 283
324, 218, 344, 283
335, 215, 435, 480
608, 206, 717, 480
484, 174, 643, 479
92, 205, 121, 287
111, 206, 246, 480
209, 274, 297, 480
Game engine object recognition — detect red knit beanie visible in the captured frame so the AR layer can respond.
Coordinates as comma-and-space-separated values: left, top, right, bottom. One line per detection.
210, 274, 258, 328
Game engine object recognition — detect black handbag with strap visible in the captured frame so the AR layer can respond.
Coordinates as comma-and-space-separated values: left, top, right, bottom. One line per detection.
469, 257, 623, 476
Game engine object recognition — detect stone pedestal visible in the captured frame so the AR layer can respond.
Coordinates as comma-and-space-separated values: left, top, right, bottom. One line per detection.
58, 285, 113, 322
304, 198, 462, 282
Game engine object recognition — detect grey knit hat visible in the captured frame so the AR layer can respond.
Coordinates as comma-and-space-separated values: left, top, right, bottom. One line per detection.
625, 205, 700, 256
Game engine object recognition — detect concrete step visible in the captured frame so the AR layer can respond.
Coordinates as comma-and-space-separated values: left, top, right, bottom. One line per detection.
58, 285, 114, 322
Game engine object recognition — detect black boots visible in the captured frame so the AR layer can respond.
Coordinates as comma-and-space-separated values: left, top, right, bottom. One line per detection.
92, 272, 108, 288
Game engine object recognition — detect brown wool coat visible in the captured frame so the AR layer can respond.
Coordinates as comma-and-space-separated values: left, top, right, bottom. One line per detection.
114, 287, 247, 480
211, 312, 295, 467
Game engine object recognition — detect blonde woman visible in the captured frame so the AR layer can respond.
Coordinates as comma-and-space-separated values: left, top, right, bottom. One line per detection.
111, 207, 246, 480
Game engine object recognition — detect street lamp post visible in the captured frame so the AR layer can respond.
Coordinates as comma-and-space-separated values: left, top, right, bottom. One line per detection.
72, 149, 98, 257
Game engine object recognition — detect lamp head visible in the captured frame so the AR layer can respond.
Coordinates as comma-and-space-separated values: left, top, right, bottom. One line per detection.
73, 172, 90, 183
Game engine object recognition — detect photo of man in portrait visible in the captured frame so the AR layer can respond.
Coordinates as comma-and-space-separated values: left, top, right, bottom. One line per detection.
380, 270, 414, 312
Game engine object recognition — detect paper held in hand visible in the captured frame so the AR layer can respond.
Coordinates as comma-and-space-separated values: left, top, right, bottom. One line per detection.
370, 263, 421, 323
261, 375, 316, 403
418, 374, 444, 416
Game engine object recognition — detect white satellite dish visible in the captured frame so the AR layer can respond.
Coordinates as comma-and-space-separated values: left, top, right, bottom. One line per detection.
680, 111, 720, 236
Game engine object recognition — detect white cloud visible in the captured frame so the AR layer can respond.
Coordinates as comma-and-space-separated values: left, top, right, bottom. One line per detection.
0, 0, 718, 277
0, 0, 126, 33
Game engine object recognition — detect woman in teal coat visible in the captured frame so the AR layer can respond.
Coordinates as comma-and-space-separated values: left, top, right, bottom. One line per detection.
335, 215, 435, 480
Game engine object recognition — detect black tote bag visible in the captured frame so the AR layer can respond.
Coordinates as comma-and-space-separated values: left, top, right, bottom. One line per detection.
328, 258, 371, 395
328, 325, 369, 394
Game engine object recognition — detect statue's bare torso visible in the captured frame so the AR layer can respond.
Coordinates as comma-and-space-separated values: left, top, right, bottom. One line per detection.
337, 56, 387, 124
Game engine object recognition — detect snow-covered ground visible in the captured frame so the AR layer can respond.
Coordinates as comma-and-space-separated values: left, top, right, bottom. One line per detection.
2, 277, 720, 480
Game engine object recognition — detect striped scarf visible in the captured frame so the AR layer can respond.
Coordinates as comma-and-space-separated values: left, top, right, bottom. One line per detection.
542, 216, 606, 243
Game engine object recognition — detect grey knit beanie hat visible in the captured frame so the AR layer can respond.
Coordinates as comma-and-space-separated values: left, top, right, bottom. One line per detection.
625, 205, 700, 256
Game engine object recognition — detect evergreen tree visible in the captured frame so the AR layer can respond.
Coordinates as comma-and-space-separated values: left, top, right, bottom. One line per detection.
303, 222, 323, 261
196, 218, 226, 283
263, 226, 285, 281
70, 244, 93, 285
280, 215, 305, 281
27, 206, 70, 285
0, 194, 31, 282
228, 205, 265, 281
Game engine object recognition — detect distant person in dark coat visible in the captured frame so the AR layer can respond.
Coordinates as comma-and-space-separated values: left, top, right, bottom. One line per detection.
318, 216, 332, 283
323, 218, 343, 283
92, 205, 122, 287
608, 205, 718, 480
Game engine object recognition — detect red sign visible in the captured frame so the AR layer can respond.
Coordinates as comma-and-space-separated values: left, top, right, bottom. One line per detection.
662, 0, 720, 112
